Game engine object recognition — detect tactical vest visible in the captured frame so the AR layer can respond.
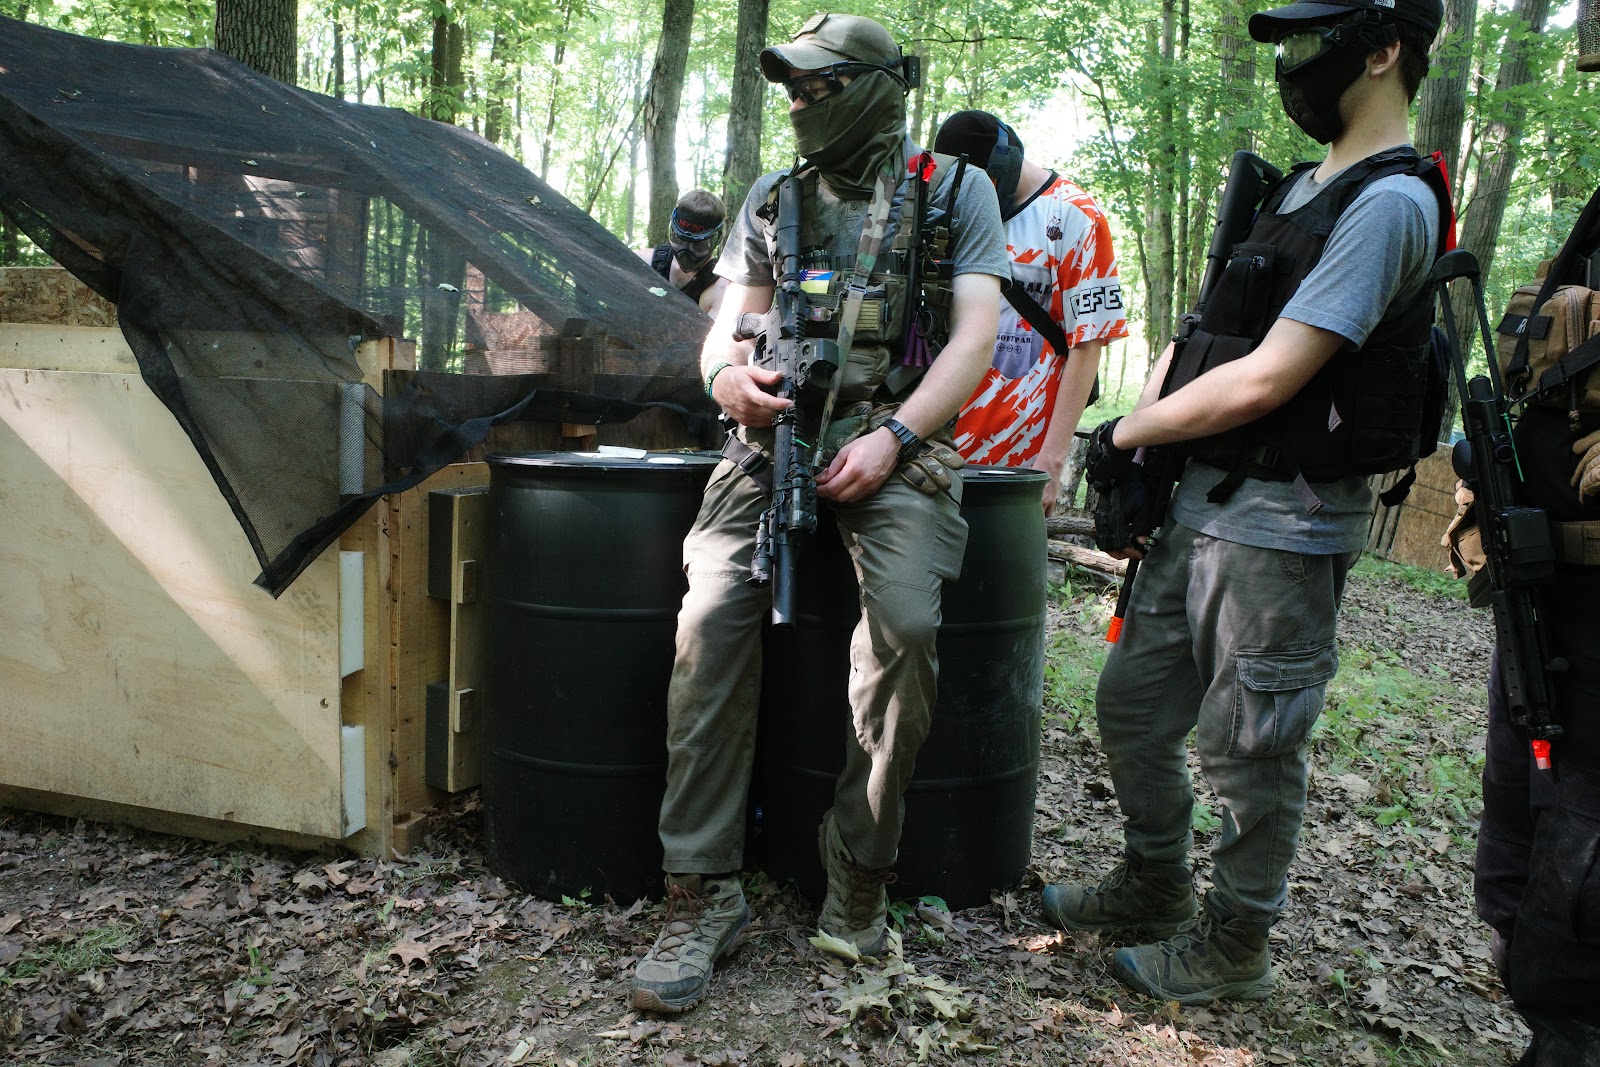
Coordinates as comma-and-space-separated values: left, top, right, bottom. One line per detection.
650, 244, 717, 302
760, 155, 961, 405
1165, 149, 1454, 497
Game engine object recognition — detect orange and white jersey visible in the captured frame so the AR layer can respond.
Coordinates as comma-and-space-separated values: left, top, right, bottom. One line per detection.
954, 174, 1128, 467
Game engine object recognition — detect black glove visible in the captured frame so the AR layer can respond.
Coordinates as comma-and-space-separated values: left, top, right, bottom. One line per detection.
1084, 417, 1134, 494
1092, 455, 1162, 556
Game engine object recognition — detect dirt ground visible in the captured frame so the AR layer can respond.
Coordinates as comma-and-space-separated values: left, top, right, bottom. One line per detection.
0, 557, 1528, 1066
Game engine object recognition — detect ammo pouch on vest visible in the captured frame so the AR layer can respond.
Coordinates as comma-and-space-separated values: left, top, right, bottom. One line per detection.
757, 157, 962, 405
1496, 182, 1600, 419
1165, 150, 1454, 506
1496, 264, 1600, 417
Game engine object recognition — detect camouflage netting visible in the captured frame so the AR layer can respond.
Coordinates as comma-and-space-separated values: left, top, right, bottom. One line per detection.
0, 17, 717, 594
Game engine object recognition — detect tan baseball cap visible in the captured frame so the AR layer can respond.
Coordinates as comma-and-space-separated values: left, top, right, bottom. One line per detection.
759, 12, 903, 82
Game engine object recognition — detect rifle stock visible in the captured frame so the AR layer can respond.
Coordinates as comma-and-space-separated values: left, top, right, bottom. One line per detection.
1432, 249, 1565, 767
1106, 151, 1281, 642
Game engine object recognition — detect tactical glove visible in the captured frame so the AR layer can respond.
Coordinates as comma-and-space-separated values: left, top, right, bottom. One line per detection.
1573, 428, 1600, 503
1084, 417, 1134, 494
1092, 462, 1154, 556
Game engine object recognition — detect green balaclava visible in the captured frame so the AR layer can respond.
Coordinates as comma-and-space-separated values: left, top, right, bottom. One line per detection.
790, 68, 907, 199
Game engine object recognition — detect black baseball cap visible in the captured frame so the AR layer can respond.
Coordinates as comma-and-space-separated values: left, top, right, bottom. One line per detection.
933, 110, 1025, 167
1248, 0, 1443, 41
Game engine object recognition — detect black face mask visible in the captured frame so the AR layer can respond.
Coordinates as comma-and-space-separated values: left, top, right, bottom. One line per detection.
1276, 44, 1371, 144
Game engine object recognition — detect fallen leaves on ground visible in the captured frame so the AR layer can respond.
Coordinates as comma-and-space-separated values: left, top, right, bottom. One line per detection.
0, 559, 1525, 1065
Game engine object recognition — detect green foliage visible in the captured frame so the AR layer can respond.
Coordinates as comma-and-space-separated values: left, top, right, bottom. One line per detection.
1349, 553, 1467, 602
1043, 609, 1109, 735
1313, 647, 1486, 833
11, 0, 1595, 343
0, 923, 138, 985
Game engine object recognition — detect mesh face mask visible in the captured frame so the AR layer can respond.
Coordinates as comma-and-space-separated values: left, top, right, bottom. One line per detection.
1275, 22, 1385, 145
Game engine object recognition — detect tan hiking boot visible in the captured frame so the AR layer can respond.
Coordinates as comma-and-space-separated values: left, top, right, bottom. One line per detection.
631, 873, 751, 1013
1111, 896, 1274, 1004
1040, 853, 1197, 942
817, 809, 893, 957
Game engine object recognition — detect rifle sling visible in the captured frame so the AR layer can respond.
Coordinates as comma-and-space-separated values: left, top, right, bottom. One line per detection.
1001, 279, 1102, 405
811, 164, 899, 465
721, 432, 773, 493
1530, 332, 1600, 402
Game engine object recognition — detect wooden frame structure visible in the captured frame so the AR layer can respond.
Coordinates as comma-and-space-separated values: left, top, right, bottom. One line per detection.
0, 267, 700, 855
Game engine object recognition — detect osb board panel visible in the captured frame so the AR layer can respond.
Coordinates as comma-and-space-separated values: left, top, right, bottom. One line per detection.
0, 267, 117, 327
0, 367, 348, 838
0, 323, 139, 373
1370, 447, 1458, 561
389, 464, 488, 816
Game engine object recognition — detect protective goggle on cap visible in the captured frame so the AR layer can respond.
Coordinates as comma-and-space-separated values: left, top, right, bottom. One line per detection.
1248, 0, 1443, 42
758, 13, 917, 88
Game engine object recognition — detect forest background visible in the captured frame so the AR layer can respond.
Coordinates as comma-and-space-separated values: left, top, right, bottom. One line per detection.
2, 0, 1596, 404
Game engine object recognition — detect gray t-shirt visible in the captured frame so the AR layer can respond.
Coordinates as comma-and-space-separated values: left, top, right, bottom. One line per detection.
717, 137, 1010, 288
1170, 150, 1441, 555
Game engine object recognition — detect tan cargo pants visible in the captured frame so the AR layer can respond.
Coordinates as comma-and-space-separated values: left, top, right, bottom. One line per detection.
657, 451, 968, 873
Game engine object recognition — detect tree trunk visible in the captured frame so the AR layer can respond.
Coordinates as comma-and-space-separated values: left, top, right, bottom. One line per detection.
1216, 0, 1256, 153
1415, 0, 1476, 186
1144, 1, 1178, 362
722, 0, 769, 217
331, 15, 345, 99
1458, 0, 1552, 289
352, 5, 365, 102
484, 26, 511, 145
645, 0, 696, 247
540, 0, 576, 180
429, 13, 466, 123
214, 0, 297, 84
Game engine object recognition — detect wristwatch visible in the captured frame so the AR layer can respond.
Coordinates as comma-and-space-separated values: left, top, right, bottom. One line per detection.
883, 418, 923, 461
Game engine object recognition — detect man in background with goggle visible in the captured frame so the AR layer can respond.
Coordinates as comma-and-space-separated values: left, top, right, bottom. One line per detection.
640, 188, 729, 316
1042, 0, 1449, 1006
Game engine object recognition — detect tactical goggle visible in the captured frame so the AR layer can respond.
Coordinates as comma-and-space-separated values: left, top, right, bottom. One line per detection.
781, 61, 907, 104
1274, 13, 1394, 76
670, 211, 721, 241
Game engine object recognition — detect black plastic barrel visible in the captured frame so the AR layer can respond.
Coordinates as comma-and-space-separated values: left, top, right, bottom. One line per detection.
754, 466, 1047, 909
481, 450, 718, 903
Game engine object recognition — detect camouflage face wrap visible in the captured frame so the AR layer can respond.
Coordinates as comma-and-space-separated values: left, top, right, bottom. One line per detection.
790, 71, 907, 200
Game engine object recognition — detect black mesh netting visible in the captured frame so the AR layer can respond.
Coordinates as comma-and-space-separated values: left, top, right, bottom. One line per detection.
0, 17, 718, 595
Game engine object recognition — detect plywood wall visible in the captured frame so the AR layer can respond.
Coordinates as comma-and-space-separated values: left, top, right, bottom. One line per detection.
0, 326, 350, 837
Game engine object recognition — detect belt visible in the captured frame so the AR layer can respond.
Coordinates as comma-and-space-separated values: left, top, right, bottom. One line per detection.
1553, 520, 1600, 566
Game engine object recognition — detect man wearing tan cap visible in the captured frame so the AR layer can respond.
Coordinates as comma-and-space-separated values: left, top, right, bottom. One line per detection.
631, 12, 1007, 1013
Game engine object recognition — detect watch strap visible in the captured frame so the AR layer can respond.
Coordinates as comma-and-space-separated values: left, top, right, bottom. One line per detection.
884, 418, 922, 460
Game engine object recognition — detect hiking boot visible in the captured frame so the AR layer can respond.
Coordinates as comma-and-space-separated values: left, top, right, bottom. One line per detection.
631, 873, 751, 1013
1111, 896, 1274, 1004
1040, 853, 1197, 942
817, 810, 893, 957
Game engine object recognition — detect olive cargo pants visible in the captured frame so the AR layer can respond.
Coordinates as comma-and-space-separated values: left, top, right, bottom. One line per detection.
1095, 520, 1352, 923
657, 455, 968, 874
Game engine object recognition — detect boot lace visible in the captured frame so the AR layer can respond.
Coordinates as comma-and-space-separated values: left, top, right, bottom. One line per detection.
1157, 909, 1215, 955
836, 858, 895, 926
1095, 862, 1131, 894
650, 883, 705, 962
